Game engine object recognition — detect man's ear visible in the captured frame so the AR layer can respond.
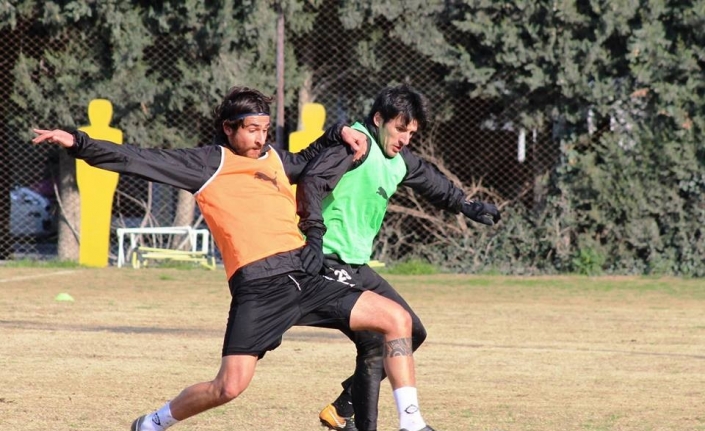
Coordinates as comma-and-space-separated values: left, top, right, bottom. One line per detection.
373, 112, 382, 128
223, 121, 234, 137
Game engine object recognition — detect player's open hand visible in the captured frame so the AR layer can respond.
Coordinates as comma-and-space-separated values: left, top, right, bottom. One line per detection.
32, 129, 75, 149
340, 126, 368, 161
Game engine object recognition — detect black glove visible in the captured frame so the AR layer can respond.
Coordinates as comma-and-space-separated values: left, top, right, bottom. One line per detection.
301, 228, 325, 275
461, 200, 501, 226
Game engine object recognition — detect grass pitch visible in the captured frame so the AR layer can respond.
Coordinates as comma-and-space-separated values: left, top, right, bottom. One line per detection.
0, 267, 703, 430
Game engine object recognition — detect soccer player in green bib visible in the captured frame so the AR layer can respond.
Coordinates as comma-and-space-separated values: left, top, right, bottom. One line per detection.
296, 84, 500, 431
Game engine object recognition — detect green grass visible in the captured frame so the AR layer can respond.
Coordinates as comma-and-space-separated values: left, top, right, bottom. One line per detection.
1, 258, 83, 268
383, 273, 705, 299
141, 260, 213, 270
1, 268, 703, 430
381, 258, 439, 275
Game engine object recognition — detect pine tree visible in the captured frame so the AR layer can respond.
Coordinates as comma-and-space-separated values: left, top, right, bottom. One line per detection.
426, 0, 705, 274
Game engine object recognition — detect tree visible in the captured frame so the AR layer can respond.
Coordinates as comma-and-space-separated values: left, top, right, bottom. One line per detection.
7, 0, 317, 260
426, 0, 705, 274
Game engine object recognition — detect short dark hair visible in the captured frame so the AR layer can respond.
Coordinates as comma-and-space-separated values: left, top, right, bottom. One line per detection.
366, 84, 428, 131
213, 86, 272, 143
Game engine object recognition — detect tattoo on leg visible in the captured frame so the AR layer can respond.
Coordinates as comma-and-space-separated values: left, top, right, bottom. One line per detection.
384, 338, 413, 357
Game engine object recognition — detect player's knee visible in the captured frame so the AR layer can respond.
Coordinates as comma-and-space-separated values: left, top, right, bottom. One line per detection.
387, 305, 412, 333
217, 378, 247, 403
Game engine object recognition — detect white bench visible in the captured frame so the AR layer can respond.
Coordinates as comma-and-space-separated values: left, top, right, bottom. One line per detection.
116, 226, 211, 268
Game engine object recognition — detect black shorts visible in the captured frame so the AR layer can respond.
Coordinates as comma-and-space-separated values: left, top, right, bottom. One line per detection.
296, 257, 420, 332
221, 270, 363, 357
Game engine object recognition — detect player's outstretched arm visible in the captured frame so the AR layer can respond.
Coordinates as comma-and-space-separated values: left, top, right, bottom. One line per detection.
32, 129, 76, 148
31, 128, 217, 194
399, 148, 501, 226
399, 148, 466, 211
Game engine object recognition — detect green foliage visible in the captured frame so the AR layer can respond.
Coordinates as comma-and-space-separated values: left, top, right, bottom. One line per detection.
407, 0, 705, 276
389, 204, 572, 276
571, 248, 606, 276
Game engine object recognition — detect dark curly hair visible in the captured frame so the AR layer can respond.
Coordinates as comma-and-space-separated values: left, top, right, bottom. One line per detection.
213, 86, 272, 144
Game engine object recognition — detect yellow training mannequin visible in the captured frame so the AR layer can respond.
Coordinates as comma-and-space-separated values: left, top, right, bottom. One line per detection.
76, 99, 123, 267
289, 103, 326, 153
290, 103, 326, 205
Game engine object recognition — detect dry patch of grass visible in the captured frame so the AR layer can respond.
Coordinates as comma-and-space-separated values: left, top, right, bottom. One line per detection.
0, 268, 703, 430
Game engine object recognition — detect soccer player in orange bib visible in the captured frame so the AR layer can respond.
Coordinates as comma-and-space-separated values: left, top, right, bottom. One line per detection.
32, 86, 440, 431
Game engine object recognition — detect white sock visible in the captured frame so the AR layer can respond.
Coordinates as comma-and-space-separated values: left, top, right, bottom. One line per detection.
393, 386, 426, 431
141, 402, 178, 431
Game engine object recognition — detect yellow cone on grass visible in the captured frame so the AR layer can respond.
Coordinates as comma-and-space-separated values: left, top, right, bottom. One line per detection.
54, 293, 75, 302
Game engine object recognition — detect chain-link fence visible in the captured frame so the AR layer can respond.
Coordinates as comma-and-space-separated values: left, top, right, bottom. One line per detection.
0, 8, 560, 269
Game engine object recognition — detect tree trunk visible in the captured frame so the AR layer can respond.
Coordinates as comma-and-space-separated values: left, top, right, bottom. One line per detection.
298, 69, 314, 131
172, 188, 195, 250
172, 188, 195, 227
57, 151, 80, 261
